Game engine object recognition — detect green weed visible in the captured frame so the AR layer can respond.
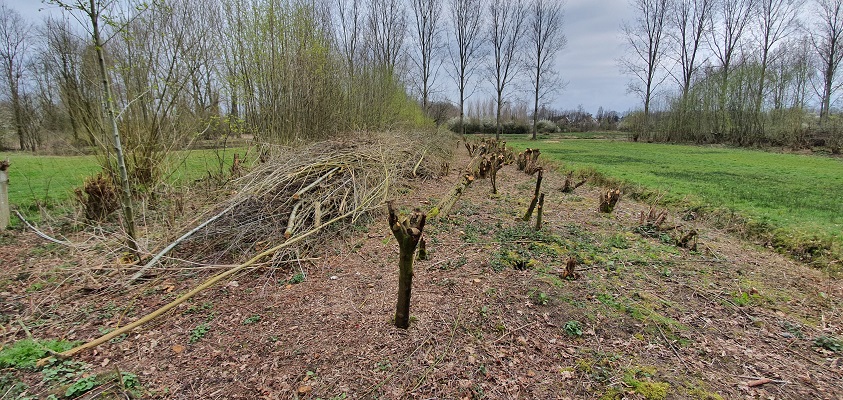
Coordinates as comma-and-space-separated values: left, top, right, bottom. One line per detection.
65, 375, 98, 398
0, 339, 78, 370
189, 324, 210, 344
813, 336, 842, 352
564, 320, 583, 337
243, 315, 262, 325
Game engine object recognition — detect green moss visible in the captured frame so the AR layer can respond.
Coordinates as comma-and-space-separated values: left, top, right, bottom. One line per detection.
688, 386, 724, 400
620, 366, 670, 400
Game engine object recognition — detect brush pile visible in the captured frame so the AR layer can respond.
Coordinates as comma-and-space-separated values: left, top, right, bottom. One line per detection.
174, 131, 454, 264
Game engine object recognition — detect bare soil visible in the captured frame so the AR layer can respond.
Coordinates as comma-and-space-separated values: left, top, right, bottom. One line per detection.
1, 146, 842, 399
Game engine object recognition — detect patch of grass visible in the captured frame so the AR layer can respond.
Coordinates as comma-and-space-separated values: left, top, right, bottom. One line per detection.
65, 375, 98, 398
0, 147, 249, 224
732, 291, 761, 307
42, 359, 90, 385
506, 138, 843, 264
243, 315, 262, 325
0, 339, 78, 370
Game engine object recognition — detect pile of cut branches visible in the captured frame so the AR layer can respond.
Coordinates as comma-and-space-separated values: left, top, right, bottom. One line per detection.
171, 131, 454, 265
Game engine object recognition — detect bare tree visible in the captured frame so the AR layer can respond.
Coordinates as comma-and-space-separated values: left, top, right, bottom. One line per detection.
488, 0, 527, 139
0, 2, 33, 151
526, 0, 565, 140
448, 0, 485, 135
671, 0, 714, 98
812, 0, 843, 123
337, 0, 363, 79
47, 0, 141, 254
709, 0, 756, 133
410, 0, 443, 112
367, 0, 408, 73
753, 0, 804, 116
621, 0, 668, 141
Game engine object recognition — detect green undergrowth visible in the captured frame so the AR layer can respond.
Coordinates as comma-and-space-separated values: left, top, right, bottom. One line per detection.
506, 137, 843, 270
0, 338, 143, 398
0, 339, 77, 370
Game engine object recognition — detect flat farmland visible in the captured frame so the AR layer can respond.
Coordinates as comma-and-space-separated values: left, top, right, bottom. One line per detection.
506, 137, 843, 262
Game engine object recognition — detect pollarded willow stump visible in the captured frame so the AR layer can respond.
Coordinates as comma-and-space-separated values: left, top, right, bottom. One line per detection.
561, 172, 587, 193
523, 169, 544, 221
388, 201, 426, 329
598, 189, 621, 213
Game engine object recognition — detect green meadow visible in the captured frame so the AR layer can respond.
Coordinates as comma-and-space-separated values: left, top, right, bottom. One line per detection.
506, 136, 843, 259
0, 147, 246, 219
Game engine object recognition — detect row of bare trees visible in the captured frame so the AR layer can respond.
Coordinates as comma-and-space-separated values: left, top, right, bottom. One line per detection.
1, 0, 567, 156
621, 0, 843, 151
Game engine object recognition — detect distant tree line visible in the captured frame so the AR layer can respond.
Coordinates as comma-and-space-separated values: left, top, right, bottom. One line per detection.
0, 0, 571, 163
451, 99, 622, 134
621, 0, 843, 153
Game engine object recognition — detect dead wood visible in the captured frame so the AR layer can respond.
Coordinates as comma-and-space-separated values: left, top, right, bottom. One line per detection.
431, 173, 475, 218
523, 169, 544, 221
41, 199, 382, 365
417, 237, 428, 261
598, 189, 621, 213
126, 202, 239, 284
677, 229, 698, 250
561, 257, 579, 280
388, 202, 426, 329
561, 172, 587, 193
14, 210, 71, 246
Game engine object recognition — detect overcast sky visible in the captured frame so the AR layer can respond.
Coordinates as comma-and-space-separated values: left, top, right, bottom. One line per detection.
6, 0, 640, 115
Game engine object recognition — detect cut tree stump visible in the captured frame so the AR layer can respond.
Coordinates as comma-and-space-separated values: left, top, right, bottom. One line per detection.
388, 201, 426, 329
598, 189, 621, 213
0, 159, 9, 230
676, 229, 698, 250
431, 174, 474, 218
561, 172, 587, 193
417, 237, 428, 260
561, 257, 579, 280
523, 169, 544, 221
535, 193, 545, 230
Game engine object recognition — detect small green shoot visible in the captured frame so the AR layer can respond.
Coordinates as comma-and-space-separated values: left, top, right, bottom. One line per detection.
564, 320, 583, 337
189, 323, 210, 344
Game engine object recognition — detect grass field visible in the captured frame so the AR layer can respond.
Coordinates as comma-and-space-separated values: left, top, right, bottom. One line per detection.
0, 147, 248, 220
506, 135, 843, 259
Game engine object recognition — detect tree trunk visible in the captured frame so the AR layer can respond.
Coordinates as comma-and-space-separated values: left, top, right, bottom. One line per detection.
0, 160, 9, 229
534, 192, 545, 230
90, 1, 138, 254
388, 202, 426, 329
523, 168, 543, 221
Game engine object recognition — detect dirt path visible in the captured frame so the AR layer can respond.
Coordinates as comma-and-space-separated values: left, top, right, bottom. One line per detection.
1, 145, 841, 399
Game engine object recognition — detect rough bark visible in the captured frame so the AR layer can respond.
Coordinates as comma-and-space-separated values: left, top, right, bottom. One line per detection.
0, 160, 9, 230
388, 201, 426, 329
523, 168, 543, 221
534, 192, 545, 230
